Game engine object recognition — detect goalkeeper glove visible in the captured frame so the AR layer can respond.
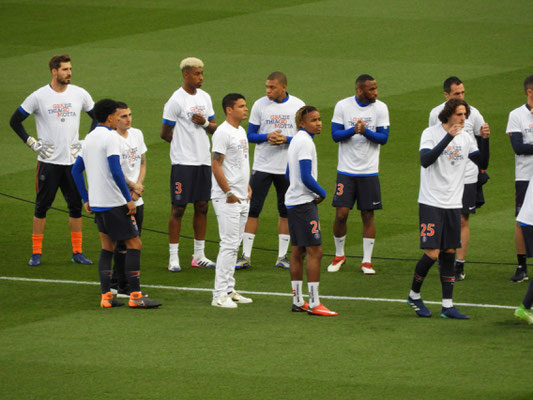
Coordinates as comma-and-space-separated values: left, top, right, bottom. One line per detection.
70, 141, 82, 158
26, 137, 54, 159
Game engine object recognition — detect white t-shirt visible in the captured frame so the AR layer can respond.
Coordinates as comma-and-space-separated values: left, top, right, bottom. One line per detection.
331, 97, 390, 175
248, 94, 305, 174
20, 84, 94, 165
211, 121, 250, 200
285, 130, 318, 207
162, 87, 215, 166
517, 172, 533, 225
81, 125, 127, 208
418, 124, 479, 209
116, 127, 147, 207
429, 102, 485, 184
506, 105, 533, 182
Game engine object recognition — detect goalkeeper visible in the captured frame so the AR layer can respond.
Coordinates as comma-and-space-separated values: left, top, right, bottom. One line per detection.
9, 54, 97, 267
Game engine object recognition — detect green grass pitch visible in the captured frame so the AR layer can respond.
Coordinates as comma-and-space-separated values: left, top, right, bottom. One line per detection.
1, 0, 532, 399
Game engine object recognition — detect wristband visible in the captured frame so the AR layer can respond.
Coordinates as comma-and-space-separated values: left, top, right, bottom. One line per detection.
202, 119, 210, 128
226, 191, 234, 198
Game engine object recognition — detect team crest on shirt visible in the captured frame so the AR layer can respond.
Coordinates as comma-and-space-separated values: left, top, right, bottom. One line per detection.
266, 114, 294, 129
186, 105, 206, 119
443, 145, 464, 165
48, 103, 77, 122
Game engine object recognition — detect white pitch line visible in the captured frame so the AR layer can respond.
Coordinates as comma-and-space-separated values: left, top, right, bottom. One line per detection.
0, 276, 517, 310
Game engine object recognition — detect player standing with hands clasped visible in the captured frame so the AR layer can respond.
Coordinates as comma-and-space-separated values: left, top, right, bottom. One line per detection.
236, 72, 305, 270
211, 94, 253, 308
161, 57, 218, 272
9, 54, 96, 266
286, 106, 337, 317
407, 98, 488, 319
328, 74, 390, 275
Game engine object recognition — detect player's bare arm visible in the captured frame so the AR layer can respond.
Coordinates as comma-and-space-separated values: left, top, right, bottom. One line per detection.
192, 114, 217, 134
212, 151, 240, 204
160, 123, 173, 142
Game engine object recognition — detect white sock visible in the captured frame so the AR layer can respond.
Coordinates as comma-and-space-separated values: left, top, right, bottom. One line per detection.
278, 234, 290, 258
409, 290, 421, 300
362, 237, 375, 263
442, 298, 453, 308
308, 282, 320, 308
334, 235, 346, 257
169, 243, 179, 261
193, 239, 205, 260
291, 280, 304, 306
242, 233, 255, 258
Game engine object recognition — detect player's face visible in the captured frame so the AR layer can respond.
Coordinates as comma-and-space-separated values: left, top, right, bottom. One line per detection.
228, 98, 248, 122
449, 105, 467, 128
107, 109, 121, 130
265, 79, 286, 102
300, 110, 322, 134
183, 67, 204, 88
53, 62, 72, 85
116, 108, 132, 131
357, 80, 378, 103
445, 83, 465, 100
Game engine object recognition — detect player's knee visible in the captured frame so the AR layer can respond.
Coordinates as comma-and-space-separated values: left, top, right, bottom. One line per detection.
361, 210, 374, 223
194, 201, 209, 215
171, 206, 186, 219
335, 210, 349, 225
34, 204, 50, 219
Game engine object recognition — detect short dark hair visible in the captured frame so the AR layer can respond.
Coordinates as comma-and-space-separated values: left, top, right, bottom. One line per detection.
524, 75, 533, 94
443, 76, 463, 93
116, 101, 129, 109
222, 93, 245, 114
93, 99, 119, 123
295, 105, 319, 128
356, 74, 375, 88
438, 98, 470, 123
267, 71, 287, 86
49, 54, 71, 71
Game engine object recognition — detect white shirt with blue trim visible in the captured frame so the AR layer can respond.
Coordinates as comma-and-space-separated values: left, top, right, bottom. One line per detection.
418, 124, 479, 209
162, 87, 215, 166
248, 94, 305, 174
331, 97, 389, 176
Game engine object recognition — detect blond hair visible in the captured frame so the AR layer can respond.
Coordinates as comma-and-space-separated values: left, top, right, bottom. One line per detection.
179, 57, 204, 71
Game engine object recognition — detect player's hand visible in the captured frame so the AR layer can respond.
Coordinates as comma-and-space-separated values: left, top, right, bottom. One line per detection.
480, 123, 490, 139
354, 119, 365, 134
133, 182, 144, 196
126, 200, 137, 215
267, 130, 284, 145
191, 113, 207, 126
84, 202, 93, 214
247, 186, 252, 202
314, 195, 325, 204
70, 141, 82, 158
227, 194, 241, 204
448, 124, 463, 137
131, 191, 140, 201
26, 136, 54, 159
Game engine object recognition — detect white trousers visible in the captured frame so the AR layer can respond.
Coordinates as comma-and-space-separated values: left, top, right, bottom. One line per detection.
212, 198, 249, 298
